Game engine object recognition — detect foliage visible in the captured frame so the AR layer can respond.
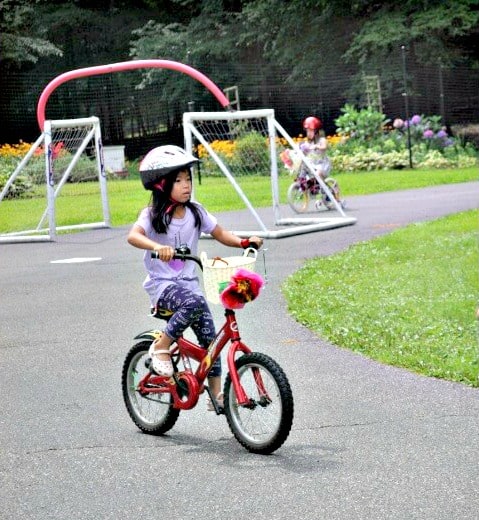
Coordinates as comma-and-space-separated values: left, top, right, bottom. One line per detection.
335, 104, 390, 143
344, 0, 479, 69
129, 2, 245, 116
330, 105, 478, 171
232, 132, 269, 173
196, 133, 286, 176
127, 0, 479, 109
0, 0, 62, 66
330, 150, 410, 172
0, 140, 32, 157
282, 210, 479, 387
0, 172, 32, 198
0, 141, 100, 199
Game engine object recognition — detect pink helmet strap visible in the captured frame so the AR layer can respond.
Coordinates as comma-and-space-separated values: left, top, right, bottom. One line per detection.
153, 176, 186, 214
165, 199, 180, 215
153, 179, 166, 191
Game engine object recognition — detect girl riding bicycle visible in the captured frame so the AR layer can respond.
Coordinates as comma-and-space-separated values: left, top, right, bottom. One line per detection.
127, 145, 262, 408
299, 115, 332, 180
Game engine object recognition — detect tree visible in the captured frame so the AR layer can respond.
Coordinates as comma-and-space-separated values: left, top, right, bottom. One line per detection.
129, 0, 247, 120
344, 0, 479, 69
0, 0, 62, 68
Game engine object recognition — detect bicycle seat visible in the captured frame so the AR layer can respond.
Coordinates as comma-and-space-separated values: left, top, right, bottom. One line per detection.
150, 306, 174, 321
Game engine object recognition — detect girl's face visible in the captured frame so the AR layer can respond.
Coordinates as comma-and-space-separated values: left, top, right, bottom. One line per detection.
170, 169, 192, 203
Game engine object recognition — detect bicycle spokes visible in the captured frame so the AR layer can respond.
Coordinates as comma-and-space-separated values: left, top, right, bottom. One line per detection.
223, 352, 294, 454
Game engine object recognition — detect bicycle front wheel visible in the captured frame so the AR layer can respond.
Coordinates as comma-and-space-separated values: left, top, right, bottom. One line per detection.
287, 181, 310, 213
122, 341, 180, 435
224, 352, 294, 454
323, 177, 346, 210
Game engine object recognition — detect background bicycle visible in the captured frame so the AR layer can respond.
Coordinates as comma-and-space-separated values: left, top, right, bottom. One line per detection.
280, 148, 346, 213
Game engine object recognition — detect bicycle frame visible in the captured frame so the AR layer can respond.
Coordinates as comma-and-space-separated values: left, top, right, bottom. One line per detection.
296, 171, 321, 196
134, 308, 268, 410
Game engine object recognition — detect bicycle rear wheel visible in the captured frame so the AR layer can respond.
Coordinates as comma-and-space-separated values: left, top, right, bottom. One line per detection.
287, 181, 310, 213
224, 352, 294, 454
122, 341, 180, 435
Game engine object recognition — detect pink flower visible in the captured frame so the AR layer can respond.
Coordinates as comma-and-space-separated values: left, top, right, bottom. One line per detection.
423, 129, 434, 138
393, 118, 404, 129
410, 115, 422, 125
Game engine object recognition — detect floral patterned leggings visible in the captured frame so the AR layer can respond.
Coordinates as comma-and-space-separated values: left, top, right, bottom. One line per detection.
157, 283, 221, 377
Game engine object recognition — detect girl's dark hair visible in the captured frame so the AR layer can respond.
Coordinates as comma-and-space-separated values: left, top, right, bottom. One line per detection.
149, 168, 202, 234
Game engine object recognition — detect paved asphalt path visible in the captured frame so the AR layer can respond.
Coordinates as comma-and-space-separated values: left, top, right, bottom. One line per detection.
1, 182, 478, 520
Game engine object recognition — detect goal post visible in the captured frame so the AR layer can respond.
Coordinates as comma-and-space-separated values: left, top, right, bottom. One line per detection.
0, 116, 110, 243
183, 108, 356, 239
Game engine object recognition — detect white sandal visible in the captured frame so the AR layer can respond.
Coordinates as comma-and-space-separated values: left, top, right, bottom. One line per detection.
148, 343, 174, 377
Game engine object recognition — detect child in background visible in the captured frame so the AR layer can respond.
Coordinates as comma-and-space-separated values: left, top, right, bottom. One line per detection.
299, 115, 332, 180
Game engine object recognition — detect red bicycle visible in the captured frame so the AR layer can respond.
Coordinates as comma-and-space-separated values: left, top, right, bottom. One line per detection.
121, 248, 294, 454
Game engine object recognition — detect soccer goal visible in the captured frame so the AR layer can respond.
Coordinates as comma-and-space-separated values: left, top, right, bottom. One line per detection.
0, 116, 110, 243
183, 108, 356, 239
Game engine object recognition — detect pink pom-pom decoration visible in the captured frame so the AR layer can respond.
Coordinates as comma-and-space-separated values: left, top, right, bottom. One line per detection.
219, 268, 265, 309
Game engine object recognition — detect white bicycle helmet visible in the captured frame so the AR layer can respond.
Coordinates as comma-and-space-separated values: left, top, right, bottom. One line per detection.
139, 145, 199, 190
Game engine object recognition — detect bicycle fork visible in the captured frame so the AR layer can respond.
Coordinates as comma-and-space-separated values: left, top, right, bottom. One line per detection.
224, 312, 270, 407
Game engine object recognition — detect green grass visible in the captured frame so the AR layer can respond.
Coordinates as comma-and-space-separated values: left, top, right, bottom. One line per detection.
282, 210, 479, 387
335, 165, 478, 195
1, 166, 477, 231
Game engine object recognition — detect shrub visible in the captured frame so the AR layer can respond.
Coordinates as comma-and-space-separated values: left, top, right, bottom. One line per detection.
335, 104, 390, 146
330, 105, 478, 170
331, 150, 410, 172
0, 172, 33, 198
232, 131, 269, 174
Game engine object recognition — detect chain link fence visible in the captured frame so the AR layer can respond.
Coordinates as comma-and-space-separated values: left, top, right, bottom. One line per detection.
2, 61, 478, 159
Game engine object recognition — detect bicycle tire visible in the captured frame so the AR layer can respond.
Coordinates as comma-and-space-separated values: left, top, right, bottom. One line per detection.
121, 340, 180, 435
223, 352, 294, 454
287, 181, 310, 213
323, 177, 341, 210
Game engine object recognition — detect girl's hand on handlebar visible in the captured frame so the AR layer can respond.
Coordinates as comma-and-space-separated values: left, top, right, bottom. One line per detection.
241, 236, 263, 250
153, 244, 174, 261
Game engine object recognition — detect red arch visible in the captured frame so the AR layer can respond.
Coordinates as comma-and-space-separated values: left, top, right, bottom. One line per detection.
37, 59, 231, 131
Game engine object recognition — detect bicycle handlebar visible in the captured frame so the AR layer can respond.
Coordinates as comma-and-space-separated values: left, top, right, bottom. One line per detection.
151, 242, 259, 270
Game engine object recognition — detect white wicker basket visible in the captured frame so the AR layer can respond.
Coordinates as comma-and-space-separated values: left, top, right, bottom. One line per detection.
200, 249, 257, 304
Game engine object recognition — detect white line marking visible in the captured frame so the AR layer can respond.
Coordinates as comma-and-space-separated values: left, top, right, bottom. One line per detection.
50, 257, 102, 264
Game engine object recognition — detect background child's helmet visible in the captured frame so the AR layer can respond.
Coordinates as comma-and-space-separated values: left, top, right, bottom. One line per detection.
302, 116, 322, 131
139, 145, 199, 190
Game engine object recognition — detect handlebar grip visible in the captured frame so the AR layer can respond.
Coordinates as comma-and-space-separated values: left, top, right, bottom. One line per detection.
240, 239, 259, 250
151, 250, 203, 270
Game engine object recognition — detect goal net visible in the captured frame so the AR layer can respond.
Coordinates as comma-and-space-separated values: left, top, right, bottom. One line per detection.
0, 117, 110, 243
183, 108, 356, 239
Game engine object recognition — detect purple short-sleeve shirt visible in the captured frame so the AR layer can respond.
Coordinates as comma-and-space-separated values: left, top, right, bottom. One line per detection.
135, 203, 217, 305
